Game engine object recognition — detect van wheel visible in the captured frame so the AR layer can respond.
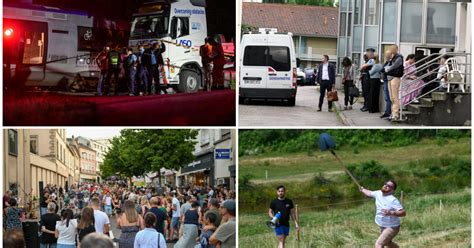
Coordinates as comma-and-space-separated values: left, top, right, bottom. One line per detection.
178, 70, 201, 93
288, 97, 296, 106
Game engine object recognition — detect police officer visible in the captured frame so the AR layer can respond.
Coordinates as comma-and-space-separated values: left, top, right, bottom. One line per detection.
136, 45, 148, 96
125, 48, 137, 96
155, 41, 167, 94
144, 41, 166, 95
105, 44, 122, 96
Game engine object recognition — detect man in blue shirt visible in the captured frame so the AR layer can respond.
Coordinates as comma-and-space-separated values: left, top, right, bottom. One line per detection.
125, 48, 138, 96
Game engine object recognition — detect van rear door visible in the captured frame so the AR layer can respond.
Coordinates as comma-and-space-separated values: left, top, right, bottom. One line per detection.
241, 45, 268, 89
266, 45, 292, 89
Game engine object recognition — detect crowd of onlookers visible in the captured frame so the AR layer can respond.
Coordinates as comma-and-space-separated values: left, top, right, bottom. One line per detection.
3, 181, 236, 248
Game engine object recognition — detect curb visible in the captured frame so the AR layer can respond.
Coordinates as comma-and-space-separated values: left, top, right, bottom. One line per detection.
334, 100, 355, 126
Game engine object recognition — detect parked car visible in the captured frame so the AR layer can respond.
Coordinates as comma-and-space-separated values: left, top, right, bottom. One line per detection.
304, 68, 317, 85
297, 68, 306, 86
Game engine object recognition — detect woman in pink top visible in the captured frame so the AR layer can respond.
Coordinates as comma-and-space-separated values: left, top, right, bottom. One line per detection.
401, 54, 424, 106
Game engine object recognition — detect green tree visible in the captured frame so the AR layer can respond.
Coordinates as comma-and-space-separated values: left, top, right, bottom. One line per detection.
101, 129, 198, 185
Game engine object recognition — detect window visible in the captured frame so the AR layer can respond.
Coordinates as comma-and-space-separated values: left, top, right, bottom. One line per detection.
426, 3, 456, 44
170, 17, 190, 38
22, 31, 45, 64
30, 135, 38, 154
382, 0, 397, 42
243, 46, 291, 72
130, 14, 170, 39
200, 130, 210, 145
353, 26, 363, 52
340, 13, 347, 37
400, 0, 423, 43
365, 0, 380, 25
8, 130, 18, 156
364, 26, 379, 51
354, 0, 363, 25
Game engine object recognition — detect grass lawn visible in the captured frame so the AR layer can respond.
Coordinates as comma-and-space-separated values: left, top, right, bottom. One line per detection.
238, 188, 471, 248
239, 137, 470, 183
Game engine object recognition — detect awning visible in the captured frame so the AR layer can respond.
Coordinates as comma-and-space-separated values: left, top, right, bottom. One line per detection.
178, 168, 208, 176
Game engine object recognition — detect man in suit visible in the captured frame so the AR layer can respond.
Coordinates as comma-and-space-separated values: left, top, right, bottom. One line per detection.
317, 55, 336, 112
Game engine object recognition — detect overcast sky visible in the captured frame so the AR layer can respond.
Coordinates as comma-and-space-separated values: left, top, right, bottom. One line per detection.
66, 128, 122, 140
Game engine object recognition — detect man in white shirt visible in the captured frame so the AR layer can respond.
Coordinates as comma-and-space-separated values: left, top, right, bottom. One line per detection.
316, 55, 336, 112
90, 197, 110, 235
170, 191, 181, 240
360, 180, 406, 248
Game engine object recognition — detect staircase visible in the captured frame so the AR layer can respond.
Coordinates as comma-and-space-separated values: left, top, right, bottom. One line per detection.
401, 91, 471, 126
398, 52, 471, 126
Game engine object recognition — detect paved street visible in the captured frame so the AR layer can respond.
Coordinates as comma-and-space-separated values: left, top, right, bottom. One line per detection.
239, 86, 341, 126
239, 85, 402, 126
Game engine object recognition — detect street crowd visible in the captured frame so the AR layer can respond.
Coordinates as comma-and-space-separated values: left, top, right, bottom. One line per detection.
316, 45, 458, 122
4, 181, 236, 248
93, 36, 226, 97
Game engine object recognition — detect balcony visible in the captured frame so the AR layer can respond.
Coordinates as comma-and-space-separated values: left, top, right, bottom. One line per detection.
296, 47, 337, 61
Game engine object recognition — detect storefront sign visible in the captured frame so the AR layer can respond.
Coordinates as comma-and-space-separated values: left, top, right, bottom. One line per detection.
181, 152, 214, 173
215, 149, 231, 159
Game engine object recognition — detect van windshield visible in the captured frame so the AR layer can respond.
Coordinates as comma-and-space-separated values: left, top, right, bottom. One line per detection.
130, 14, 169, 39
243, 46, 291, 71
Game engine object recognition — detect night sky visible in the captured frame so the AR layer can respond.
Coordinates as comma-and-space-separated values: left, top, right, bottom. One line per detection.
5, 0, 236, 40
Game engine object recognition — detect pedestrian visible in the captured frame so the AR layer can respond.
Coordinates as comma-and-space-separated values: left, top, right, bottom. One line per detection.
359, 180, 406, 248
147, 197, 167, 236
117, 200, 144, 248
267, 185, 298, 248
55, 209, 77, 248
209, 200, 236, 248
206, 198, 222, 227
77, 189, 84, 210
380, 50, 393, 119
341, 57, 355, 110
77, 207, 96, 245
3, 229, 26, 248
63, 192, 70, 209
316, 55, 336, 112
40, 192, 51, 216
80, 233, 114, 248
175, 201, 200, 248
368, 54, 383, 113
124, 48, 138, 96
105, 44, 122, 96
360, 48, 376, 112
140, 196, 150, 218
196, 211, 218, 248
401, 54, 424, 105
383, 45, 404, 121
40, 203, 60, 248
133, 212, 167, 248
112, 193, 121, 216
155, 41, 168, 95
209, 37, 226, 89
170, 191, 181, 240
95, 46, 110, 96
90, 197, 110, 236
103, 191, 113, 217
200, 37, 213, 91
5, 198, 23, 231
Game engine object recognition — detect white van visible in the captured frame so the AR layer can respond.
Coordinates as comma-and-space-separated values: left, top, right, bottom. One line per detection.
239, 28, 298, 106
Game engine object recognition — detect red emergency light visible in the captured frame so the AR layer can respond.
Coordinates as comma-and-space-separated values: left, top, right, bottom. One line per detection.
4, 28, 13, 37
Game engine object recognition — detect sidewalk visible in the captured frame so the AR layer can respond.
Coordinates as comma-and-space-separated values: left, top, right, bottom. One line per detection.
333, 90, 397, 126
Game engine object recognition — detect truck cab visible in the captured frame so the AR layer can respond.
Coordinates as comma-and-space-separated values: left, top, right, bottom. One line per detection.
129, 0, 207, 93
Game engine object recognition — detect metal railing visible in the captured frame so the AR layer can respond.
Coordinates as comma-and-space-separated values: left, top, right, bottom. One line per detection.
399, 52, 471, 121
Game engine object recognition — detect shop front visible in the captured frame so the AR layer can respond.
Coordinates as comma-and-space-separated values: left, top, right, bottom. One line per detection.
180, 152, 214, 187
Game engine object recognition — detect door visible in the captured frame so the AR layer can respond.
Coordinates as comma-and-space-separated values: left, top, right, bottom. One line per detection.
241, 45, 269, 89
266, 45, 292, 89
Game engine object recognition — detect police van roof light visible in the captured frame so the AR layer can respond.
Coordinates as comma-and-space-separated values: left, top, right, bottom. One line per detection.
258, 28, 277, 34
4, 28, 13, 37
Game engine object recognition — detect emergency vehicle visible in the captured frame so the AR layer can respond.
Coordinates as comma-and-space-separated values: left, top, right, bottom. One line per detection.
128, 0, 208, 93
239, 28, 298, 106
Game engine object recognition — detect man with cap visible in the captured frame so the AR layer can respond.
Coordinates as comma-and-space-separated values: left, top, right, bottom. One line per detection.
360, 48, 376, 112
210, 200, 236, 247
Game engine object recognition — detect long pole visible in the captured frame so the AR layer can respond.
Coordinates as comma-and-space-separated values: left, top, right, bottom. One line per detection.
295, 204, 300, 241
330, 150, 361, 188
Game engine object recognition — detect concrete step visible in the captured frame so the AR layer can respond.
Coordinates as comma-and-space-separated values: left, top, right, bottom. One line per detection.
406, 104, 433, 114
419, 98, 433, 107
431, 91, 447, 101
